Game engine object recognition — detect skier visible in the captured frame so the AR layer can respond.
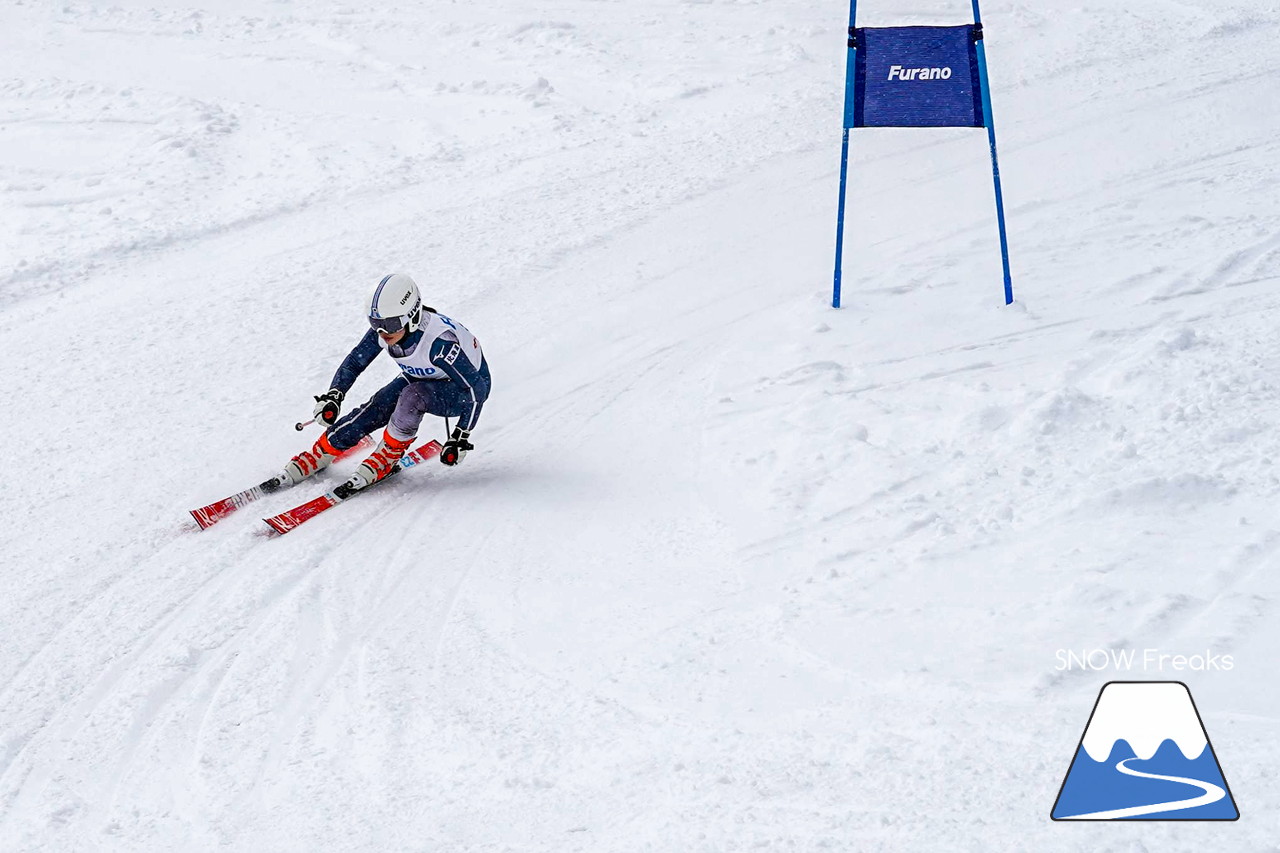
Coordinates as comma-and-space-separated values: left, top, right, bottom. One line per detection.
283, 273, 491, 491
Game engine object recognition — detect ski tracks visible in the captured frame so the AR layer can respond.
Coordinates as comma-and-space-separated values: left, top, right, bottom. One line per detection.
0, 476, 463, 844
244, 483, 490, 813
0, 525, 269, 842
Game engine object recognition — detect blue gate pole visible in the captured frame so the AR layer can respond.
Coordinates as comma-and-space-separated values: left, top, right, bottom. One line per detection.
833, 128, 851, 309
972, 0, 1013, 304
833, 0, 858, 309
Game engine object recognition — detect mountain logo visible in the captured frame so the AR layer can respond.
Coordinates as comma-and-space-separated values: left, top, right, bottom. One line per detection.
1051, 681, 1239, 821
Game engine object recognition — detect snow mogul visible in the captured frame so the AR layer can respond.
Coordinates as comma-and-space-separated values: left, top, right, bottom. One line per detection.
284, 273, 491, 490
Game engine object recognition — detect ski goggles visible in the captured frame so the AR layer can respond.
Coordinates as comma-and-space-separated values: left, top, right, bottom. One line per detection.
369, 314, 407, 335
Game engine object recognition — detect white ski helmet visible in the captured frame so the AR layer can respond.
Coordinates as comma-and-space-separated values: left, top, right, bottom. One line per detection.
367, 273, 423, 335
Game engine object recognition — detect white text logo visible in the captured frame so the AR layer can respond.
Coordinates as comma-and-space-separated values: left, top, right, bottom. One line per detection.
888, 65, 953, 81
1054, 648, 1234, 672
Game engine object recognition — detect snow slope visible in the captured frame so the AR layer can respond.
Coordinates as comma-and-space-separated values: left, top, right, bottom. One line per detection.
3, 0, 1279, 849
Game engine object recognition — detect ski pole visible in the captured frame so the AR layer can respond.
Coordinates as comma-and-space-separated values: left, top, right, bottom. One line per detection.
295, 418, 317, 432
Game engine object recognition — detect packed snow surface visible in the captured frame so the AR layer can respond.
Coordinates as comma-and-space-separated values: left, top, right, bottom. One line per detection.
2, 0, 1279, 849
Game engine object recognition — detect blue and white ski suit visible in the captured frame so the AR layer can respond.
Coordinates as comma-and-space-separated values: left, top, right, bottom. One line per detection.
325, 312, 491, 450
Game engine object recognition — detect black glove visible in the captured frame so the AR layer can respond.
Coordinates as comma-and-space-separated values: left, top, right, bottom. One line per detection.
312, 388, 344, 427
440, 427, 473, 466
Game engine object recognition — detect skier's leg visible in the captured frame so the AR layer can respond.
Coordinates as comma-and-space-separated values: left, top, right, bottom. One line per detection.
396, 379, 487, 467
386, 381, 444, 442
346, 382, 445, 488
390, 369, 490, 440
327, 377, 409, 450
283, 378, 407, 484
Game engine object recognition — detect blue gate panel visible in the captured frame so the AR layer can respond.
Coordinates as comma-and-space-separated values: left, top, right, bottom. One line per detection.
847, 25, 984, 129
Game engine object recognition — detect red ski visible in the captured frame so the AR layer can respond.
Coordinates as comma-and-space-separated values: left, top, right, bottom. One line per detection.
189, 435, 373, 530
262, 440, 443, 536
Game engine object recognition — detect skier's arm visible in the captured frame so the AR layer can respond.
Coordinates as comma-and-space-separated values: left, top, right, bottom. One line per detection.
329, 329, 382, 394
428, 335, 485, 431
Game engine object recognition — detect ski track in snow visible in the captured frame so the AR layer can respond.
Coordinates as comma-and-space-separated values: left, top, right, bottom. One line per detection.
3, 0, 1280, 849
